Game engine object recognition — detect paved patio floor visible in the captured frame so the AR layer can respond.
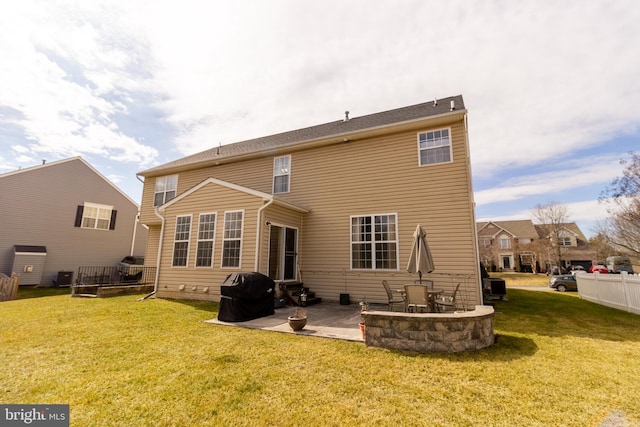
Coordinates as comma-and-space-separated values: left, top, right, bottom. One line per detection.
206, 302, 389, 342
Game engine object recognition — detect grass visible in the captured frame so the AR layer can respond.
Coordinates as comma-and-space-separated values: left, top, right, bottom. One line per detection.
491, 272, 549, 287
2, 287, 640, 426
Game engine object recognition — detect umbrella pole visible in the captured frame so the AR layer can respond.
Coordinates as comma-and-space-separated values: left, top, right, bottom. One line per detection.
419, 271, 422, 284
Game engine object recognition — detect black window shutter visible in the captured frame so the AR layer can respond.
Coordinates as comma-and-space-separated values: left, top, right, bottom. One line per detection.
109, 210, 117, 230
74, 206, 83, 227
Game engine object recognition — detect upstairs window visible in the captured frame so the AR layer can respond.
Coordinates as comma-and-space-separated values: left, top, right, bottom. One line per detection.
154, 175, 178, 206
273, 156, 291, 194
498, 236, 511, 249
479, 238, 492, 249
222, 211, 243, 268
558, 237, 572, 246
418, 129, 452, 166
351, 214, 398, 270
75, 202, 116, 230
172, 215, 191, 267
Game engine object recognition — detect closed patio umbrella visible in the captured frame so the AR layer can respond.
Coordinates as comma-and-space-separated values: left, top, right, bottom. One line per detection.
406, 224, 434, 283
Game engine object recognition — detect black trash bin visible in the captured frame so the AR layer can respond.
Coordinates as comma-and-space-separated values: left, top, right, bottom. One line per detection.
217, 272, 275, 322
483, 278, 506, 300
56, 271, 74, 287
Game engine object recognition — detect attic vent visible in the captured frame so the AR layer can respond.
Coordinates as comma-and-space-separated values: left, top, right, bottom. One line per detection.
450, 100, 455, 111
343, 111, 350, 121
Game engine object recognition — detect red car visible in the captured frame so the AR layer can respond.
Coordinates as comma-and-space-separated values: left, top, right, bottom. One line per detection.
589, 264, 609, 274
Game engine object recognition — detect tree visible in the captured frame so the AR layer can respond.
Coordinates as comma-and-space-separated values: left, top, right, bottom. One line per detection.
532, 201, 570, 271
599, 152, 640, 256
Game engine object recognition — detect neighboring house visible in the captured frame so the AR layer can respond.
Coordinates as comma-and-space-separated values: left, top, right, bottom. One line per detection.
0, 157, 147, 285
476, 220, 595, 272
477, 220, 539, 272
137, 95, 483, 306
534, 222, 596, 271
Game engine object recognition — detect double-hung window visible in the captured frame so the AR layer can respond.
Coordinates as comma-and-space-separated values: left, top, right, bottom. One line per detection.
154, 175, 178, 206
172, 215, 191, 267
273, 155, 291, 194
351, 214, 398, 270
195, 213, 216, 267
77, 202, 115, 230
222, 211, 243, 268
498, 236, 511, 249
418, 128, 452, 166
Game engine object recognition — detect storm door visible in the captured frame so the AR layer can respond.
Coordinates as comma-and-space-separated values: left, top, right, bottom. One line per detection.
268, 226, 298, 281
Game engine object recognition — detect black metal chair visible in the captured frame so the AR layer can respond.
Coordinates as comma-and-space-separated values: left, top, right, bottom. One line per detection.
434, 282, 461, 312
382, 280, 405, 311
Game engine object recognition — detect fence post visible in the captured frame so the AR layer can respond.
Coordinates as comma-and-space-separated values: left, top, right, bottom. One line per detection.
621, 272, 631, 313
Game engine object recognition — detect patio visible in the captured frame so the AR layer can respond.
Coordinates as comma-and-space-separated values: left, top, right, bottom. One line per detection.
207, 301, 496, 354
206, 302, 370, 341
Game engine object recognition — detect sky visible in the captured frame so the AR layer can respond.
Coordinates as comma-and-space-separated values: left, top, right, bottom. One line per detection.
1, 1, 639, 238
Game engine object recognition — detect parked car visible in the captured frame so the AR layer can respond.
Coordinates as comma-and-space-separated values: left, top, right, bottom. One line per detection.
569, 265, 585, 275
589, 264, 609, 274
548, 274, 577, 292
606, 256, 634, 274
547, 266, 568, 275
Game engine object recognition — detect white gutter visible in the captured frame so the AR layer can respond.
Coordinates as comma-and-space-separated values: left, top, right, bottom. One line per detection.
129, 211, 140, 256
254, 198, 275, 272
151, 208, 167, 295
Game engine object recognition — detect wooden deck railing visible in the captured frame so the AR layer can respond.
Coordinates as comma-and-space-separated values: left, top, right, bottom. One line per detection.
0, 273, 20, 301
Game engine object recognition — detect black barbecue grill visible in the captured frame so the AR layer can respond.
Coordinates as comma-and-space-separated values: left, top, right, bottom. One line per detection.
217, 272, 275, 322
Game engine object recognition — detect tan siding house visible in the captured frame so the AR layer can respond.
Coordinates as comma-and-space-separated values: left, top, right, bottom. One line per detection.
138, 96, 483, 307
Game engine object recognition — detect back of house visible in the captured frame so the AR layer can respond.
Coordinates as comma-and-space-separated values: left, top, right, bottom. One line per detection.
138, 96, 483, 307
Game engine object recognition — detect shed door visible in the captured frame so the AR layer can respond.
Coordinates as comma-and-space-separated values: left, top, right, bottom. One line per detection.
268, 226, 297, 281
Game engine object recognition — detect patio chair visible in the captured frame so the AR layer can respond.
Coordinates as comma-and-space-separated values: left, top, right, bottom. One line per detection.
404, 284, 429, 313
434, 282, 461, 312
382, 280, 405, 312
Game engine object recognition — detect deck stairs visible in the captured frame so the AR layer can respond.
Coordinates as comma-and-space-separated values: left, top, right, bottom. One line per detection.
279, 282, 322, 307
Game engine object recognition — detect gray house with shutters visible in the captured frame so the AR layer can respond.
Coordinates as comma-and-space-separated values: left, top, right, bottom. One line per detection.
0, 157, 147, 286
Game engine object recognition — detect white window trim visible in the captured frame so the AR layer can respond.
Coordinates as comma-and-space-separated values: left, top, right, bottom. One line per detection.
81, 202, 113, 231
417, 127, 453, 167
172, 214, 192, 268
349, 213, 400, 271
195, 212, 217, 268
221, 210, 244, 269
498, 235, 512, 249
154, 175, 178, 207
272, 155, 291, 194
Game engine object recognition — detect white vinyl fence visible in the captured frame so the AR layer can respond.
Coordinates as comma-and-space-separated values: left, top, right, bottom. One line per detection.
577, 272, 640, 315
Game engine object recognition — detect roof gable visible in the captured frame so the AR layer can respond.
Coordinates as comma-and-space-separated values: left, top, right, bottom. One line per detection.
0, 157, 140, 207
157, 177, 309, 213
477, 220, 538, 239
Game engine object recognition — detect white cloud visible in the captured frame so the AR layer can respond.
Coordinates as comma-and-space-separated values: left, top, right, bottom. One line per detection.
474, 157, 625, 206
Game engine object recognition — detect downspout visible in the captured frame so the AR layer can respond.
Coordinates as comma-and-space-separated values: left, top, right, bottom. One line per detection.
130, 211, 140, 256
254, 198, 275, 272
139, 207, 165, 301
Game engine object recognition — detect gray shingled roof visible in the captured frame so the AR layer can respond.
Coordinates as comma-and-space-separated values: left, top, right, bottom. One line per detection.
139, 95, 465, 176
477, 220, 539, 239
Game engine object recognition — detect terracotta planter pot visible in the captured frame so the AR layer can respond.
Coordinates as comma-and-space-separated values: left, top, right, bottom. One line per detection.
288, 316, 307, 331
359, 321, 365, 340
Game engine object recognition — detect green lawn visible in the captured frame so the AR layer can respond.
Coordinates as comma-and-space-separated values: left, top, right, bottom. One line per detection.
2, 287, 639, 426
491, 272, 550, 287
